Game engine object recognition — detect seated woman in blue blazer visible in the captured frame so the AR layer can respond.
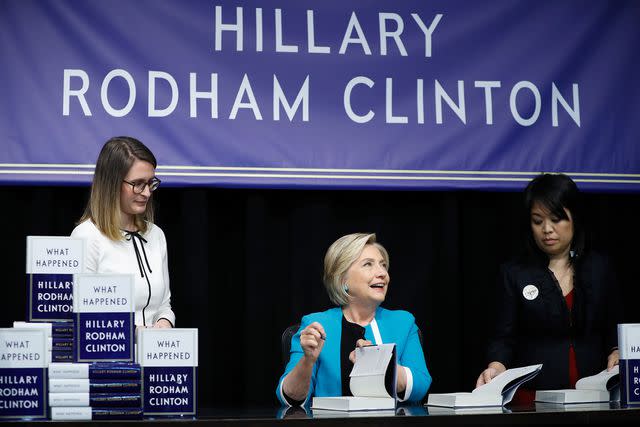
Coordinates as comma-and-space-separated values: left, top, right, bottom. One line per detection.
276, 233, 431, 406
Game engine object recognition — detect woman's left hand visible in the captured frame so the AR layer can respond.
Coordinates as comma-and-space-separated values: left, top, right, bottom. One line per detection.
153, 319, 173, 328
607, 349, 620, 370
349, 339, 372, 364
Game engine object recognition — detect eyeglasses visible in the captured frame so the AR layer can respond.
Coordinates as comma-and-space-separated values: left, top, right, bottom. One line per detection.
122, 177, 161, 194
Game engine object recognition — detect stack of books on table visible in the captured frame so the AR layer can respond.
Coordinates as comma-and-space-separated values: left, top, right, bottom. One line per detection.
13, 321, 74, 363
48, 362, 143, 420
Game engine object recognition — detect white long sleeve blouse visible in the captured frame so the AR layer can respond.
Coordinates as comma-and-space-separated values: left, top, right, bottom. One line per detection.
71, 220, 176, 327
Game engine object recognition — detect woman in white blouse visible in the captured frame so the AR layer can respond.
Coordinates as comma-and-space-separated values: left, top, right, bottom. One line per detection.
71, 136, 175, 328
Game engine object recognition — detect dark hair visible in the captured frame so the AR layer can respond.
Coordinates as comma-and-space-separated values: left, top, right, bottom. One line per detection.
522, 173, 586, 264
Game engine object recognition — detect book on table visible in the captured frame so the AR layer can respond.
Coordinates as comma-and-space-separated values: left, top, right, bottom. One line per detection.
535, 366, 620, 404
618, 323, 640, 407
426, 364, 543, 408
25, 236, 84, 322
72, 273, 135, 362
0, 328, 48, 420
137, 328, 199, 417
50, 406, 143, 420
311, 343, 397, 412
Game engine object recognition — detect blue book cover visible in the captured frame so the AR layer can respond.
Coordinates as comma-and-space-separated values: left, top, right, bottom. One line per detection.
0, 328, 48, 420
73, 274, 134, 362
51, 406, 143, 420
25, 236, 84, 322
137, 328, 198, 417
49, 362, 141, 379
618, 324, 640, 407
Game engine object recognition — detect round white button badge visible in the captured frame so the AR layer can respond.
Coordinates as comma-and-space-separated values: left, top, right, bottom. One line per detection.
522, 284, 539, 301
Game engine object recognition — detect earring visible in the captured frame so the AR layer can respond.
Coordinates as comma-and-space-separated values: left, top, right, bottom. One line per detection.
342, 283, 349, 293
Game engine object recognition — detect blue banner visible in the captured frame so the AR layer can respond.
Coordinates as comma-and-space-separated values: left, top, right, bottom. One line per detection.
1, 0, 638, 190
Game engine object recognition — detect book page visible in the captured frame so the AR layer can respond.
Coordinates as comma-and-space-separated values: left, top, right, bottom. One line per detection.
576, 366, 619, 391
349, 344, 395, 398
350, 344, 394, 377
472, 364, 542, 396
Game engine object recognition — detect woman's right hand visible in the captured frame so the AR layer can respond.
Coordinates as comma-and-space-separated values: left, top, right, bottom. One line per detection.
300, 322, 326, 363
476, 361, 506, 388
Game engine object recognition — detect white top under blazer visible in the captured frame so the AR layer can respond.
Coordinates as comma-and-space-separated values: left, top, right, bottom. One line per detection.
71, 220, 176, 327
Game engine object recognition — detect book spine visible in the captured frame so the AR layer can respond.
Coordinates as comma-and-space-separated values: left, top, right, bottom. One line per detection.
52, 337, 74, 347
51, 351, 74, 363
49, 378, 142, 393
48, 363, 141, 379
48, 392, 141, 407
52, 322, 74, 337
50, 406, 143, 420
11, 321, 73, 336
88, 366, 141, 379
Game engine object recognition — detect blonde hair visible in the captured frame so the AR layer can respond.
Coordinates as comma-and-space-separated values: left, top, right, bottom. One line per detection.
323, 233, 389, 306
79, 136, 157, 241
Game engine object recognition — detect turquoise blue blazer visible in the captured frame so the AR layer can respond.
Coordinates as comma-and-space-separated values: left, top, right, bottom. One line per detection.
276, 307, 431, 405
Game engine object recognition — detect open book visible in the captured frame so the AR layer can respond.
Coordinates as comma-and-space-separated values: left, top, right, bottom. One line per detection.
311, 343, 396, 411
535, 366, 620, 404
426, 364, 542, 408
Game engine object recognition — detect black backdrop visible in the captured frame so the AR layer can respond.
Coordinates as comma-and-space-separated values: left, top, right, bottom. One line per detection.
1, 185, 638, 407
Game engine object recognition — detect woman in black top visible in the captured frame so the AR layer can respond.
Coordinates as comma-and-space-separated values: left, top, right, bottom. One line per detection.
476, 173, 621, 393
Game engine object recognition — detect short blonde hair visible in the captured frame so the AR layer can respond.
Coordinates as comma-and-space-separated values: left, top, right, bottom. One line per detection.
323, 233, 389, 306
79, 136, 157, 241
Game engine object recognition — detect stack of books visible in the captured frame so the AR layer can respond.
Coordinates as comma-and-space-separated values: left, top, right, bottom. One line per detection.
0, 328, 49, 420
13, 321, 74, 363
138, 328, 199, 417
23, 236, 84, 368
48, 362, 143, 420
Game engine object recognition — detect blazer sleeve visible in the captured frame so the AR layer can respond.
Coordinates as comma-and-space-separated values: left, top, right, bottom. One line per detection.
486, 263, 518, 367
276, 316, 317, 406
397, 316, 431, 402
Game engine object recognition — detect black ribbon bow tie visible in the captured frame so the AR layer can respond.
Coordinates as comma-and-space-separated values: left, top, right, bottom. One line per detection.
124, 230, 152, 278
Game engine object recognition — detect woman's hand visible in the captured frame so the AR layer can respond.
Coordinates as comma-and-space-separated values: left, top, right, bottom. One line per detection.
607, 349, 620, 371
300, 322, 326, 363
153, 319, 173, 328
282, 322, 326, 401
349, 338, 373, 364
476, 361, 506, 388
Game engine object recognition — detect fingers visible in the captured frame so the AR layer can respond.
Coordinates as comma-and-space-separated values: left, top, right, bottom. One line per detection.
475, 368, 494, 388
303, 322, 326, 340
300, 322, 327, 357
356, 339, 372, 348
607, 349, 620, 371
475, 374, 485, 388
349, 339, 374, 364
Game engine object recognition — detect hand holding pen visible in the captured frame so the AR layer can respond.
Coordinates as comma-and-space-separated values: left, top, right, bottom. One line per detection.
300, 322, 327, 362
